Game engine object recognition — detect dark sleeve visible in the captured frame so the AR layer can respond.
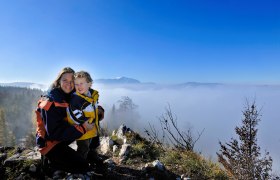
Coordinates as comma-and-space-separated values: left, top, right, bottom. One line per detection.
70, 101, 90, 122
43, 104, 85, 142
98, 105, 105, 121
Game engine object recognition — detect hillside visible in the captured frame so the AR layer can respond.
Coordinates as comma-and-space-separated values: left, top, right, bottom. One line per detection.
0, 125, 228, 180
0, 86, 42, 146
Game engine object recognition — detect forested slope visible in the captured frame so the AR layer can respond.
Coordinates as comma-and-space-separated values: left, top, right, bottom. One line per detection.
0, 86, 43, 146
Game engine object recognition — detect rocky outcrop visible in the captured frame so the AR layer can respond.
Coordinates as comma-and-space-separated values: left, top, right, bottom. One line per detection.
0, 125, 186, 179
0, 146, 45, 179
100, 136, 114, 155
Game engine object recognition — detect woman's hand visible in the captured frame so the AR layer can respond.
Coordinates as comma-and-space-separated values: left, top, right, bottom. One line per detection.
83, 120, 94, 131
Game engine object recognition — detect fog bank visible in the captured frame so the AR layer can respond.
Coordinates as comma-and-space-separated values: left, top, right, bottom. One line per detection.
95, 84, 280, 173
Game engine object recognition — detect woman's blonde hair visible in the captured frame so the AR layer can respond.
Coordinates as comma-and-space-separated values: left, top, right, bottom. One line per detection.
74, 71, 93, 84
50, 67, 75, 89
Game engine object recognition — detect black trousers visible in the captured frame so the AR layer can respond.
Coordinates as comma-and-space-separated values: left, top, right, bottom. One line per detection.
45, 142, 90, 174
77, 139, 91, 159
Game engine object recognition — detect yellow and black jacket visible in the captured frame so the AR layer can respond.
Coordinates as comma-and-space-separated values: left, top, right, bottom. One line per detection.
67, 88, 100, 140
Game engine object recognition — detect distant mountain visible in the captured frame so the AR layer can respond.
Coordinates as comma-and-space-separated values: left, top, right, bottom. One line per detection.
3, 79, 278, 91
173, 82, 223, 88
0, 78, 226, 91
0, 79, 224, 91
0, 82, 48, 91
93, 77, 226, 90
95, 77, 141, 84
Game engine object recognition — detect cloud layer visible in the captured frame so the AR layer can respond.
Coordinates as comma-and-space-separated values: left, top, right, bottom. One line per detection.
96, 83, 280, 173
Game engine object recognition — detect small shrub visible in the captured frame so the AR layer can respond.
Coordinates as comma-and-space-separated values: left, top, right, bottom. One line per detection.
6, 148, 16, 158
111, 135, 123, 145
125, 131, 145, 144
161, 149, 228, 179
217, 102, 273, 179
125, 132, 162, 163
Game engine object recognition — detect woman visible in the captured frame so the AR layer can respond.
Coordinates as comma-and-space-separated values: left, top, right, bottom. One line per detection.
35, 67, 94, 176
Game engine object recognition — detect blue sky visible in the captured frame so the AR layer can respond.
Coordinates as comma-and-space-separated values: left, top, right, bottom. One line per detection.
0, 0, 279, 84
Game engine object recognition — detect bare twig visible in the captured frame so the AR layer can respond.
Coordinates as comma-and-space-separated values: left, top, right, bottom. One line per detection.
146, 104, 204, 151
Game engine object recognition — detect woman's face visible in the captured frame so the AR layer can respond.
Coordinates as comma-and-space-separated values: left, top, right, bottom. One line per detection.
60, 73, 74, 94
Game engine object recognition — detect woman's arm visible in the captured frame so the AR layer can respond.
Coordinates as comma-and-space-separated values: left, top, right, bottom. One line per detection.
43, 104, 88, 142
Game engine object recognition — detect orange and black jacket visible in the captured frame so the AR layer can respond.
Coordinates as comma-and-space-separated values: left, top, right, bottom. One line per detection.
36, 88, 88, 155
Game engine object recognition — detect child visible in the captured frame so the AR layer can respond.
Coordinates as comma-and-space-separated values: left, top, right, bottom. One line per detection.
67, 71, 104, 165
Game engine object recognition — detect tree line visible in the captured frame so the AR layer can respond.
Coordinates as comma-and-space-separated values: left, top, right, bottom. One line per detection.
0, 86, 42, 146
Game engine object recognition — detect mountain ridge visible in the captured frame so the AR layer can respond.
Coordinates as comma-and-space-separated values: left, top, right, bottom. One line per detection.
0, 82, 48, 90
95, 76, 141, 84
2, 77, 279, 91
0, 77, 223, 90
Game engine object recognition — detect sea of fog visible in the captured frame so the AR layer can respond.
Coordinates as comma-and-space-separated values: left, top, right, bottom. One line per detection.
95, 83, 280, 173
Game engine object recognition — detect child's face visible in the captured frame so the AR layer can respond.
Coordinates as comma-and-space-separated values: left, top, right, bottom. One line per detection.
74, 77, 91, 95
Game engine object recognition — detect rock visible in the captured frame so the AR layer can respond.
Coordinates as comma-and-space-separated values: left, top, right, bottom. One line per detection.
144, 162, 153, 168
25, 150, 41, 160
152, 160, 165, 171
115, 124, 132, 140
29, 164, 37, 172
15, 172, 25, 180
181, 173, 191, 180
113, 145, 118, 153
0, 153, 7, 162
116, 124, 126, 139
0, 146, 14, 153
119, 144, 131, 157
100, 136, 114, 154
112, 130, 116, 136
123, 136, 127, 144
104, 158, 116, 169
119, 156, 127, 164
4, 148, 41, 167
4, 154, 21, 166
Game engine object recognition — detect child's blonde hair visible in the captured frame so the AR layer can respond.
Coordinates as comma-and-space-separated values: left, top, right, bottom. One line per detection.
74, 71, 93, 83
